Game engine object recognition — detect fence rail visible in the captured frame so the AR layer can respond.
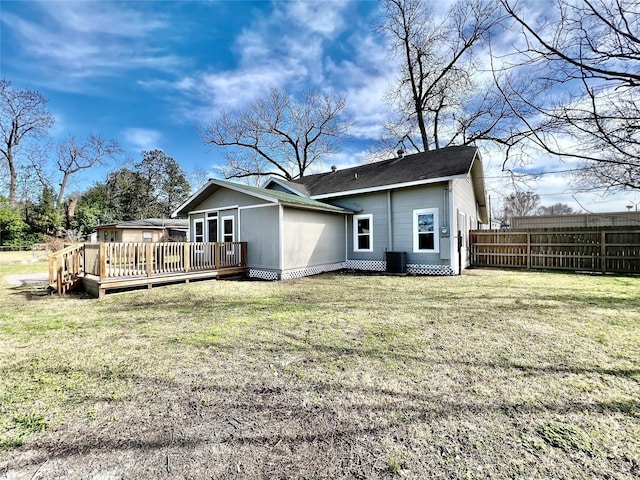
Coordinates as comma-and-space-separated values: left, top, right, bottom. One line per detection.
470, 230, 640, 274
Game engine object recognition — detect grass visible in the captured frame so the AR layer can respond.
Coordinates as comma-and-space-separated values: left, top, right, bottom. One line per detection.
0, 253, 639, 478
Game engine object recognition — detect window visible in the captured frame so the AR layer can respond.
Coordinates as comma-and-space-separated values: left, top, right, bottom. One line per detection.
103, 230, 118, 242
413, 208, 439, 252
222, 216, 234, 243
207, 218, 218, 242
143, 231, 153, 243
353, 214, 373, 252
194, 219, 204, 242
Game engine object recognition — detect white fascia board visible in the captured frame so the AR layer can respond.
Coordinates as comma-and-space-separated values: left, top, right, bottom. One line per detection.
310, 175, 469, 200
239, 202, 280, 210
171, 178, 216, 218
211, 179, 278, 203
279, 201, 352, 214
263, 177, 309, 197
188, 205, 240, 215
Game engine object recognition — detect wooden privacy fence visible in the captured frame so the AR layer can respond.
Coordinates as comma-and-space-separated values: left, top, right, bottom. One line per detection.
470, 230, 640, 274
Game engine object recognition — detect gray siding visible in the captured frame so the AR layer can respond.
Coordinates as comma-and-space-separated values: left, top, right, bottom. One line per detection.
452, 178, 478, 268
391, 185, 446, 265
282, 208, 346, 270
328, 184, 449, 266
192, 187, 267, 211
240, 205, 280, 270
331, 192, 390, 261
266, 183, 291, 195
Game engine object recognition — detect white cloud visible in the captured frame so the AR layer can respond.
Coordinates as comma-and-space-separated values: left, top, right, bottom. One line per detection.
283, 1, 349, 38
123, 128, 163, 151
1, 1, 183, 89
162, 0, 357, 120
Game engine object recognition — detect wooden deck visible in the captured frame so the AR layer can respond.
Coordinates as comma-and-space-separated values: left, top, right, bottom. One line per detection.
49, 241, 248, 297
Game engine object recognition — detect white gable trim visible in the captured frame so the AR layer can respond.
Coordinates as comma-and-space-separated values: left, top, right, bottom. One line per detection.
188, 205, 239, 215
263, 177, 309, 197
172, 179, 280, 218
310, 174, 469, 200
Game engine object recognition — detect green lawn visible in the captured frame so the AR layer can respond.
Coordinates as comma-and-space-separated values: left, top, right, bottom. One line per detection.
1, 257, 639, 479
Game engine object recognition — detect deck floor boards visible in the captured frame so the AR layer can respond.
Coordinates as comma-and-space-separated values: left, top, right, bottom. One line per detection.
81, 267, 248, 297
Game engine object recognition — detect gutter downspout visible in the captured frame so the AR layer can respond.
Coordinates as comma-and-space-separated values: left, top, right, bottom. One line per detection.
345, 215, 348, 265
278, 204, 284, 278
448, 180, 457, 274
387, 191, 393, 251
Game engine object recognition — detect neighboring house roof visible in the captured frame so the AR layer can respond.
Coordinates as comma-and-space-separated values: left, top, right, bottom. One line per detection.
96, 218, 189, 230
172, 179, 352, 218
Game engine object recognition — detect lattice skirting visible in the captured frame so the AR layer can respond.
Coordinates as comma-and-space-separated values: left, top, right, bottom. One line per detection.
248, 269, 280, 281
407, 264, 454, 276
345, 259, 386, 271
250, 261, 454, 280
281, 262, 346, 280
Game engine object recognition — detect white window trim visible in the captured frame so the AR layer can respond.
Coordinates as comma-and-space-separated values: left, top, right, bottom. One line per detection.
458, 211, 467, 248
222, 215, 235, 243
194, 219, 204, 242
353, 214, 373, 252
413, 208, 439, 253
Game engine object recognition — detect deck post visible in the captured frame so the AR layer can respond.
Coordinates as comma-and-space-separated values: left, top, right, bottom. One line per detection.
99, 243, 106, 282
184, 243, 190, 273
215, 243, 221, 270
147, 243, 154, 277
49, 255, 55, 286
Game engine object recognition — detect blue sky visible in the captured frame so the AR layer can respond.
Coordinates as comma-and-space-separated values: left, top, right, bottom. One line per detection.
2, 0, 638, 214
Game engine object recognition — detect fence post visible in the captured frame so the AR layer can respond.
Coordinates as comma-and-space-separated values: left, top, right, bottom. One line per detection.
526, 232, 531, 270
600, 231, 606, 273
184, 243, 190, 273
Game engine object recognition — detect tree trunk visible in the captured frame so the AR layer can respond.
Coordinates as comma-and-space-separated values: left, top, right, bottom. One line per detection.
7, 145, 17, 207
66, 197, 78, 231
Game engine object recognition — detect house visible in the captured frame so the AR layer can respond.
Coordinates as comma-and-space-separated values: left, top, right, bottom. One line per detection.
510, 211, 640, 229
172, 145, 488, 280
94, 218, 189, 243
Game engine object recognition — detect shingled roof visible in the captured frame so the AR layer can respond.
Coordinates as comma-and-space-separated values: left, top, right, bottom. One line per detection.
284, 145, 479, 198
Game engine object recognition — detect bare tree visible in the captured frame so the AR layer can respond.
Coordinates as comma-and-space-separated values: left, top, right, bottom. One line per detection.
201, 88, 350, 181
55, 134, 121, 206
500, 0, 640, 191
537, 203, 574, 215
378, 0, 506, 152
501, 190, 540, 223
0, 80, 55, 206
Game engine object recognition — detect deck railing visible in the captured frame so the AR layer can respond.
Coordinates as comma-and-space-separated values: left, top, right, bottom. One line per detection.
98, 241, 247, 281
49, 243, 85, 294
49, 241, 248, 294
